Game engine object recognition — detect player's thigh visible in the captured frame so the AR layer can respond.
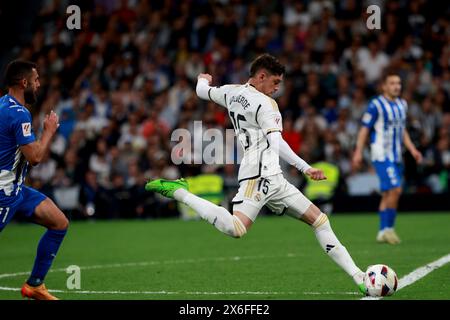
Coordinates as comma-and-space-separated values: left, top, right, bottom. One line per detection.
0, 186, 45, 232
388, 163, 403, 197
373, 161, 402, 192
265, 176, 314, 222
232, 200, 263, 226
33, 198, 69, 230
0, 201, 20, 233
18, 186, 68, 230
231, 178, 267, 223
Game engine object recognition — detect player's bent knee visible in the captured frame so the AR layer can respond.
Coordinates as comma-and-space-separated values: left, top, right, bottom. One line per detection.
311, 212, 329, 230
56, 215, 69, 231
231, 215, 247, 238
300, 204, 322, 225
47, 206, 69, 231
47, 214, 69, 231
232, 230, 246, 239
387, 187, 402, 197
39, 199, 69, 231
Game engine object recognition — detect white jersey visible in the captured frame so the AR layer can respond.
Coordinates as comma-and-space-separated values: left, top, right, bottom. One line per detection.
207, 83, 283, 182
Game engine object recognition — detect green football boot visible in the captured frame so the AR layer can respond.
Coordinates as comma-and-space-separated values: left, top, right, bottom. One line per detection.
145, 178, 189, 199
353, 271, 367, 295
358, 283, 368, 295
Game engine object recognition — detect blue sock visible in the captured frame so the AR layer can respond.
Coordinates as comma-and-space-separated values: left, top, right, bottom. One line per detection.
27, 229, 67, 287
379, 209, 389, 231
385, 208, 397, 228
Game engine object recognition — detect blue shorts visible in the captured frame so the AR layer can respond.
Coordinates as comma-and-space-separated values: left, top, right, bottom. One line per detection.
0, 186, 47, 232
372, 161, 404, 192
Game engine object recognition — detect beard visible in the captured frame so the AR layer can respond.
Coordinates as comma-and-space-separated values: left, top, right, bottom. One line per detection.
391, 91, 400, 98
24, 85, 37, 104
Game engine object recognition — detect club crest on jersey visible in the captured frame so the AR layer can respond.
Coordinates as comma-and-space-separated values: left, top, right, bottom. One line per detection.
22, 123, 32, 137
362, 113, 372, 124
254, 193, 261, 202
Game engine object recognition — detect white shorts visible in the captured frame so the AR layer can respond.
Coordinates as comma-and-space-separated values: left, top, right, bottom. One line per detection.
231, 173, 313, 221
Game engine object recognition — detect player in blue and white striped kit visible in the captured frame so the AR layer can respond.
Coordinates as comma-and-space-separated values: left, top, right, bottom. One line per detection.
0, 60, 69, 299
353, 71, 422, 244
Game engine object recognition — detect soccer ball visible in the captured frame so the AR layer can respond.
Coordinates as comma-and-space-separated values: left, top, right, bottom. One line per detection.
364, 264, 398, 297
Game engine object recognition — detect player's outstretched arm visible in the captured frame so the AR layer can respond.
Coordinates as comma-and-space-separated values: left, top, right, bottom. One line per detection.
267, 131, 326, 180
403, 130, 423, 163
20, 111, 59, 166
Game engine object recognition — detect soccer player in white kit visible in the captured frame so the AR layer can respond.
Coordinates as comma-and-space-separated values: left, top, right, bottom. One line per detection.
146, 54, 366, 294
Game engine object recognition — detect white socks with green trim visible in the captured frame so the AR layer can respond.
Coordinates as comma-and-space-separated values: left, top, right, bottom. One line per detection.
174, 188, 247, 238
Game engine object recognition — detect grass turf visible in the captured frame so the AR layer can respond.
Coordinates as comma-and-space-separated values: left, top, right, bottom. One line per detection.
0, 212, 449, 300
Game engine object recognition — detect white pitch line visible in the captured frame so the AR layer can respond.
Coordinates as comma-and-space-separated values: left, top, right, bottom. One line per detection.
361, 253, 450, 300
8, 253, 447, 298
0, 286, 359, 296
0, 252, 361, 297
0, 253, 301, 280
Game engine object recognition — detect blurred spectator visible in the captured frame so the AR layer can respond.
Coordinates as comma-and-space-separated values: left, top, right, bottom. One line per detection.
282, 116, 302, 154
89, 138, 111, 187
29, 151, 57, 186
356, 37, 390, 85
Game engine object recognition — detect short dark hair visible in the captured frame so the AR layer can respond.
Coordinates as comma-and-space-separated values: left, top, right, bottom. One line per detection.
4, 60, 37, 87
381, 68, 400, 83
249, 54, 285, 77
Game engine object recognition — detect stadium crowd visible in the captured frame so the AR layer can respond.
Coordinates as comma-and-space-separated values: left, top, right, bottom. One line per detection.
0, 0, 449, 219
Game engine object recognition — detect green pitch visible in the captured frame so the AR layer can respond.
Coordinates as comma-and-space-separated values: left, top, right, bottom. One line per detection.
0, 212, 449, 300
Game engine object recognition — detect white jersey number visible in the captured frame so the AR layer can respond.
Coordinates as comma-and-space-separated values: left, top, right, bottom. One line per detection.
229, 111, 251, 151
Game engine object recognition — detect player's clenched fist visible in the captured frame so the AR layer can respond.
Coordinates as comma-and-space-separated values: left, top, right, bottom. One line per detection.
305, 167, 327, 181
198, 73, 212, 84
43, 110, 59, 134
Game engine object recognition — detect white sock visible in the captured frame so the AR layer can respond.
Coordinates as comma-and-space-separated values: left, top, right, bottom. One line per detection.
174, 189, 246, 238
312, 213, 363, 283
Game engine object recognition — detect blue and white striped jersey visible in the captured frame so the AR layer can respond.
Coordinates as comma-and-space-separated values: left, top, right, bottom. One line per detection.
0, 94, 36, 204
361, 95, 407, 163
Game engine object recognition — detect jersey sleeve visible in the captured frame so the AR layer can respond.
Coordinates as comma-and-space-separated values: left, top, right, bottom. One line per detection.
361, 101, 378, 129
11, 109, 36, 146
401, 98, 408, 113
207, 85, 233, 108
257, 98, 283, 135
